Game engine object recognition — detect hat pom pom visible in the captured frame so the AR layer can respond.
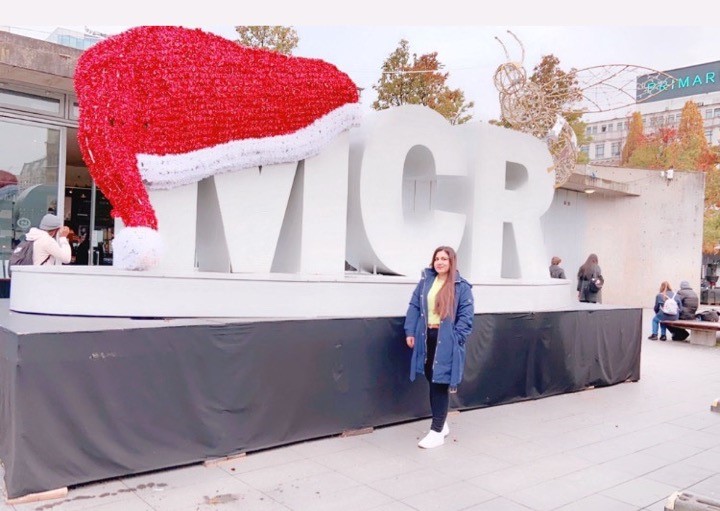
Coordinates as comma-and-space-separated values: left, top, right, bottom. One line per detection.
112, 227, 163, 270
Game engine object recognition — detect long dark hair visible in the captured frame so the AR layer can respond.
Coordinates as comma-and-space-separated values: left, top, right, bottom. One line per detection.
429, 246, 457, 319
577, 253, 599, 279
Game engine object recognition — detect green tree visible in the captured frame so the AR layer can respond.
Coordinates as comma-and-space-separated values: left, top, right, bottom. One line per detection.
529, 55, 583, 124
234, 26, 298, 55
627, 139, 664, 169
703, 210, 720, 254
564, 111, 590, 163
372, 39, 474, 125
490, 54, 586, 162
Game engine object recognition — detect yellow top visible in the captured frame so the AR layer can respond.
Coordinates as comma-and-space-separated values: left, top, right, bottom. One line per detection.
427, 275, 446, 324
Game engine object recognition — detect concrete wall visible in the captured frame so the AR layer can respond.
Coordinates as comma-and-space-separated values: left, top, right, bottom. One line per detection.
0, 31, 80, 90
543, 166, 704, 308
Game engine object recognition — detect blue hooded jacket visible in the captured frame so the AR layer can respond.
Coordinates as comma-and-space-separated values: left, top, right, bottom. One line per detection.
403, 267, 474, 388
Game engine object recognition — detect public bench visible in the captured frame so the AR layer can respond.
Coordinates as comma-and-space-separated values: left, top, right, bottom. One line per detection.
660, 320, 720, 346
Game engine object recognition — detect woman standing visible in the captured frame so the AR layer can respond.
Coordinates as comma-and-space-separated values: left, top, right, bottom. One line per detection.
404, 246, 474, 449
648, 281, 680, 341
577, 253, 603, 303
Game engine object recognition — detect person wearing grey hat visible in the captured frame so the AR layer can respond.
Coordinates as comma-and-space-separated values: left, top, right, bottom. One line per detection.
549, 256, 566, 279
667, 280, 700, 341
23, 214, 72, 266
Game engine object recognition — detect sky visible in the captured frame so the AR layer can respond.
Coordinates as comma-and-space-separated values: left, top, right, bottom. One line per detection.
5, 1, 719, 125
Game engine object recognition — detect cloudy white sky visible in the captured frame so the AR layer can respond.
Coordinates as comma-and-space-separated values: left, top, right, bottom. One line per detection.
6, 1, 718, 124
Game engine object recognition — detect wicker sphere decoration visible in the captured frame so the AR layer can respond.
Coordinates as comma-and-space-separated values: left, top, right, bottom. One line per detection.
498, 80, 557, 139
493, 61, 526, 95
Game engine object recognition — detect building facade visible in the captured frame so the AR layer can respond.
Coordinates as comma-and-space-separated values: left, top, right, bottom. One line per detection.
0, 29, 114, 276
583, 60, 720, 165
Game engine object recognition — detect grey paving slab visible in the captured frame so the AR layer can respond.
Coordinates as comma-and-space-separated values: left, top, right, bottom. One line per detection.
503, 478, 599, 511
644, 460, 718, 488
685, 473, 720, 499
365, 468, 456, 501
641, 498, 670, 511
365, 502, 417, 511
11, 480, 142, 511
400, 481, 496, 511
599, 477, 678, 508
403, 481, 497, 511
554, 493, 639, 511
281, 484, 393, 511
548, 465, 638, 496
682, 446, 720, 472
431, 452, 512, 480
463, 497, 535, 510
258, 471, 363, 509
466, 452, 592, 495
217, 449, 306, 476
130, 476, 261, 510
600, 451, 674, 477
286, 434, 368, 458
702, 422, 720, 435
232, 459, 333, 491
321, 453, 424, 484
668, 410, 720, 430
4, 307, 720, 511
638, 439, 706, 462
672, 429, 720, 450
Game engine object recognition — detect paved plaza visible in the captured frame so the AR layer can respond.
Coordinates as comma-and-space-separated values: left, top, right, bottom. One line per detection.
2, 308, 719, 511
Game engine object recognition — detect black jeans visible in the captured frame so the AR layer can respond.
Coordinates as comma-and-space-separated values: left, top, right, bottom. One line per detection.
424, 328, 449, 433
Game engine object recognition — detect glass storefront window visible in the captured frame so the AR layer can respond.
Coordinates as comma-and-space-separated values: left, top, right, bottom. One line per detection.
70, 100, 80, 120
0, 118, 60, 277
0, 88, 63, 116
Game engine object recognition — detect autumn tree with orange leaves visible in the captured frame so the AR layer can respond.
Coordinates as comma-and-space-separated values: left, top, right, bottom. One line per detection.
621, 112, 645, 165
674, 101, 715, 171
623, 101, 715, 171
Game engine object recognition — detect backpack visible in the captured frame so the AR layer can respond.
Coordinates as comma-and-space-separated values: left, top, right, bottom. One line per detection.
9, 240, 35, 271
588, 275, 604, 293
8, 240, 49, 275
697, 309, 719, 322
661, 292, 679, 315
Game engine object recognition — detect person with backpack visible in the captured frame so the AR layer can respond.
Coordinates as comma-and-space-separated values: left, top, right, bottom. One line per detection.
666, 280, 700, 341
23, 213, 72, 266
648, 281, 681, 341
576, 253, 603, 303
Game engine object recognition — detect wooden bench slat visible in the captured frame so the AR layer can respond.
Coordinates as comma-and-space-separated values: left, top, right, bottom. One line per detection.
660, 320, 720, 331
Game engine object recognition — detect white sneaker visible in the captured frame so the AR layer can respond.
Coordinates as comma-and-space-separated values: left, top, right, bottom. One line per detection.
418, 430, 445, 449
441, 422, 449, 437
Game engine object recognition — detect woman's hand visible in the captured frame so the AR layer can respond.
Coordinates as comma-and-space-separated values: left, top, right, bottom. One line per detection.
406, 336, 415, 348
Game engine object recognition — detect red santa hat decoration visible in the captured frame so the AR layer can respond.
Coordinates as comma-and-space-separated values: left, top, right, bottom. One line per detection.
75, 26, 360, 270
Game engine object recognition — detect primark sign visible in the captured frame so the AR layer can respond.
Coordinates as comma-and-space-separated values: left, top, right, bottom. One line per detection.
637, 60, 720, 103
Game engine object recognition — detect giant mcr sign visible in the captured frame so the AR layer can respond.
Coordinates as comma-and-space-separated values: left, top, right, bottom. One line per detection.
143, 105, 555, 282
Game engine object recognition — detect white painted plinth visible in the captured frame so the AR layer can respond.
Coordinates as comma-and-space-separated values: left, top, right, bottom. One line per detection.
9, 266, 578, 319
689, 330, 718, 347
